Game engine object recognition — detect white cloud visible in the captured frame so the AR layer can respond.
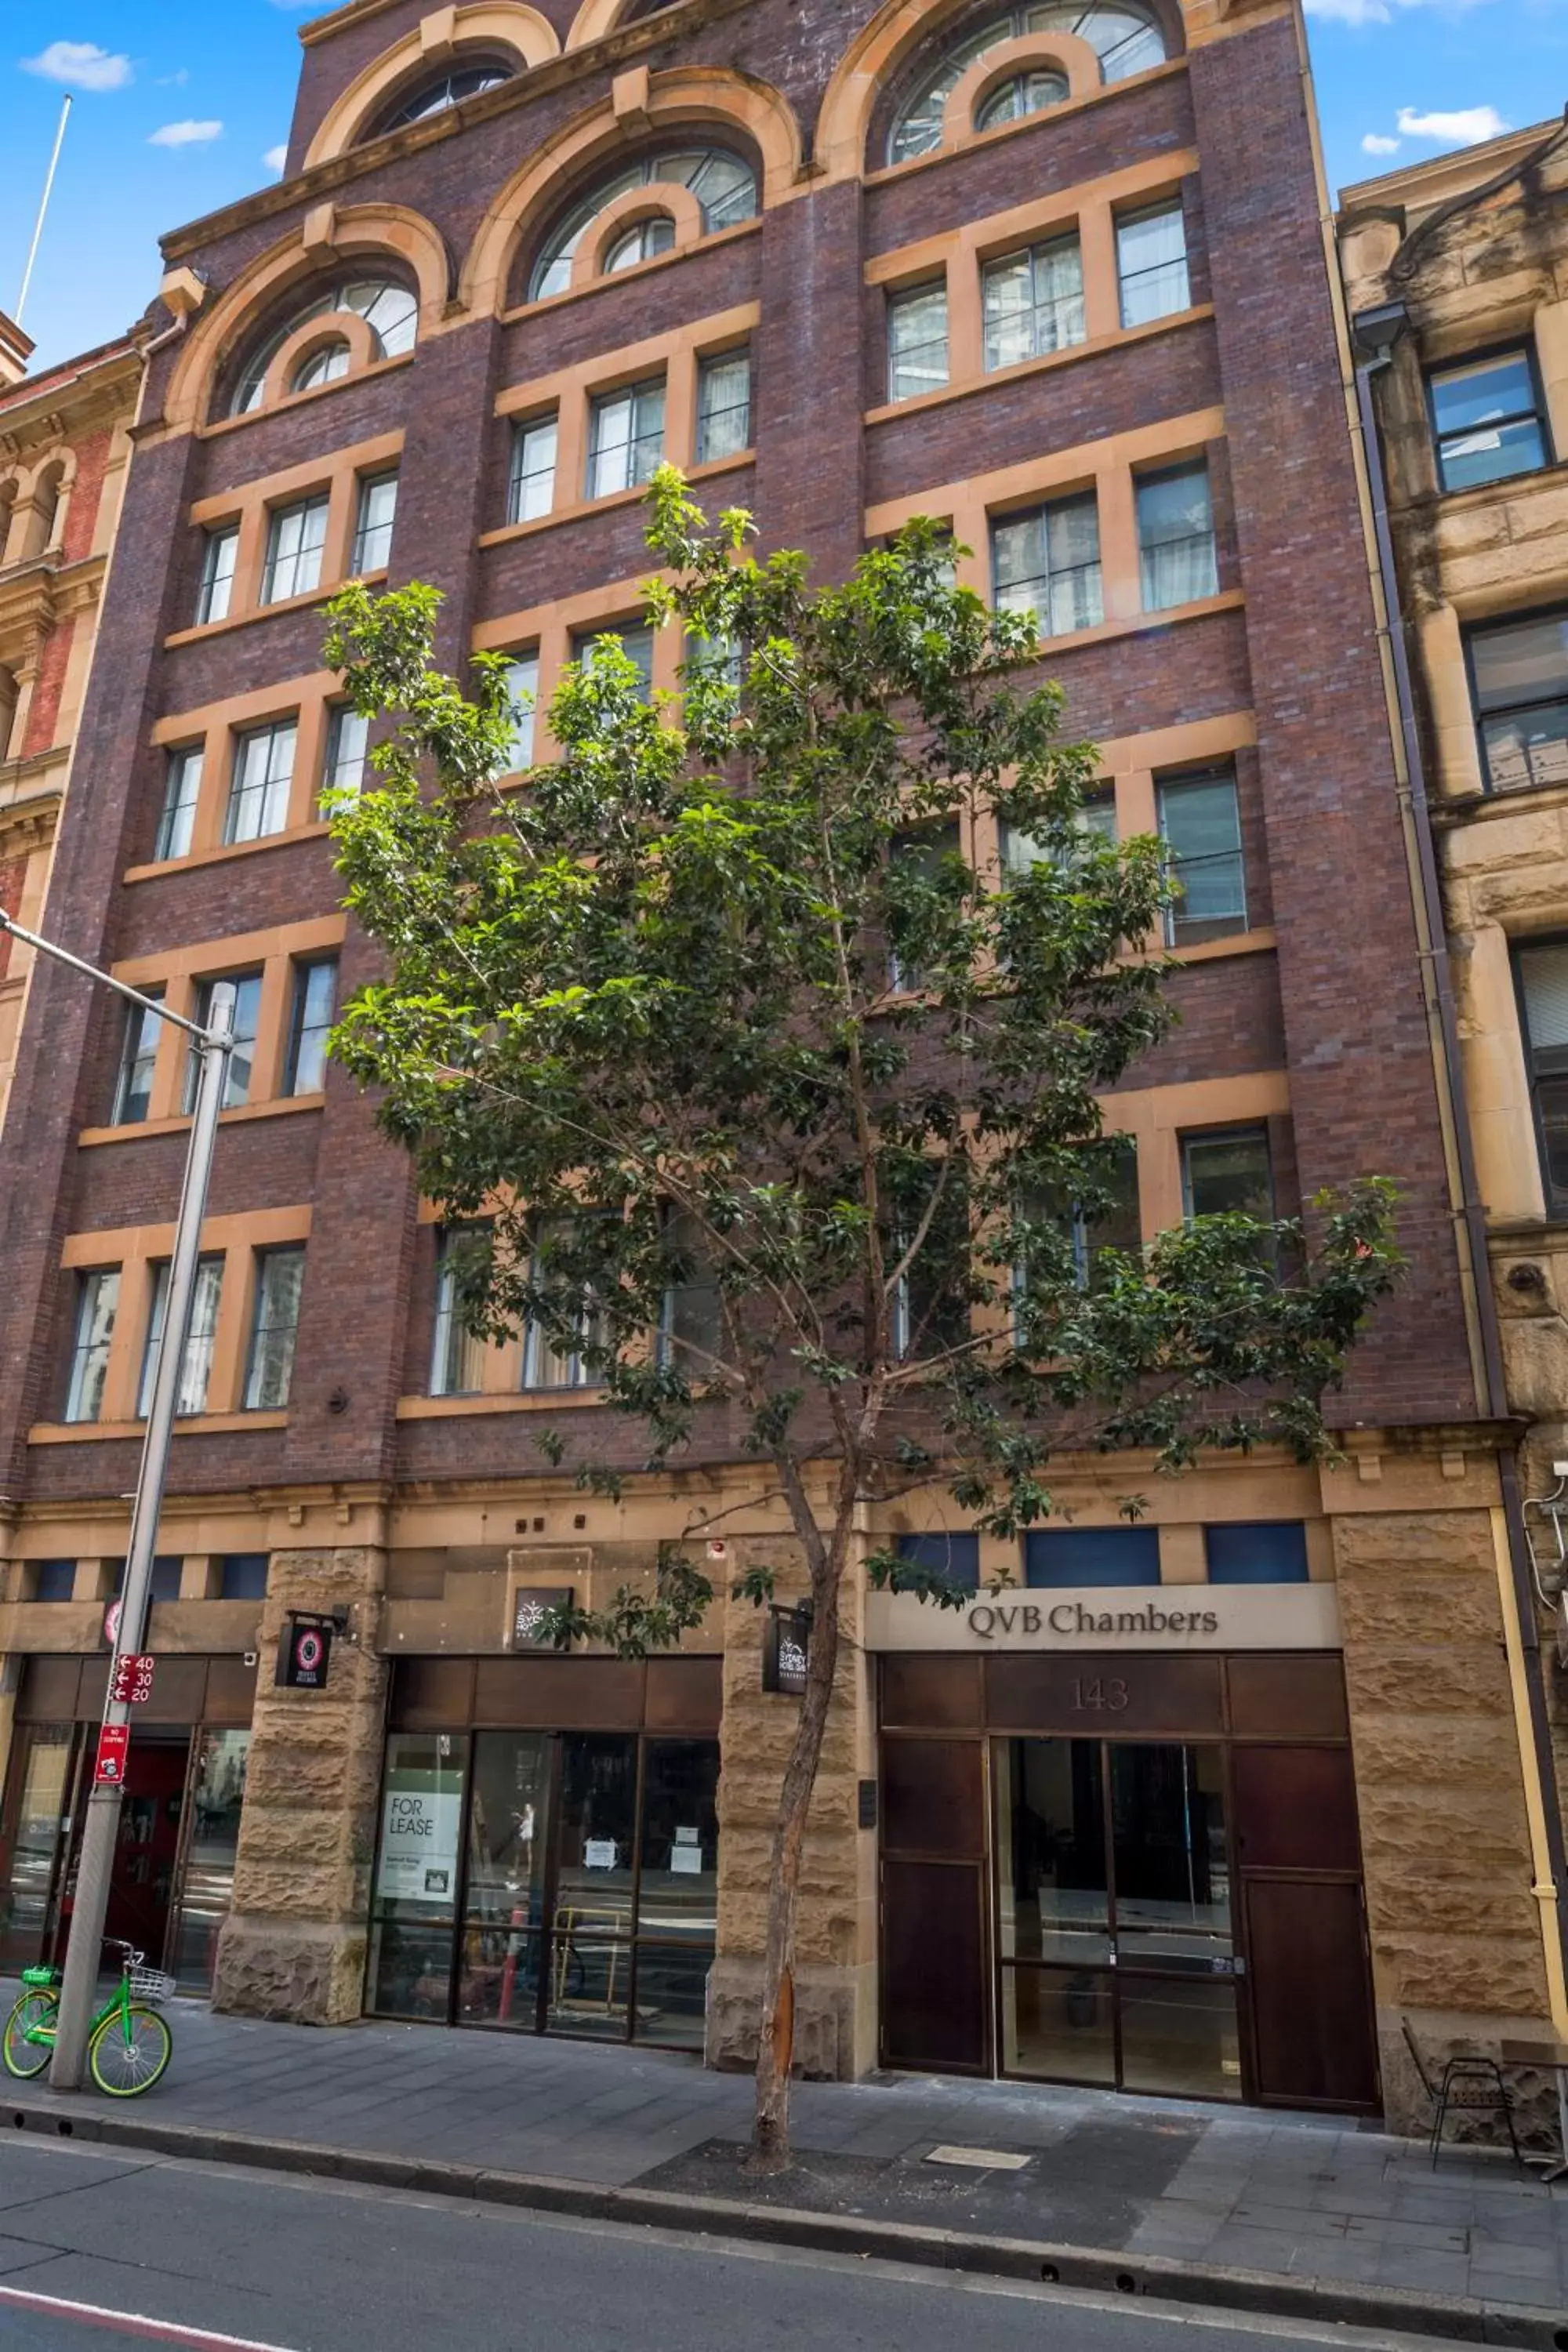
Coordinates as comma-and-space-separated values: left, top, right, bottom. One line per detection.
1361, 132, 1403, 154
1397, 103, 1511, 143
148, 118, 223, 147
20, 39, 132, 91
263, 143, 289, 174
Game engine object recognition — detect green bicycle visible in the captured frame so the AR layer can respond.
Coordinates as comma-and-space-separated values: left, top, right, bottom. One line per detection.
3, 1939, 174, 2096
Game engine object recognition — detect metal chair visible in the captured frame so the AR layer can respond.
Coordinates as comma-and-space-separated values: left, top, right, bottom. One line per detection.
1401, 2017, 1523, 2168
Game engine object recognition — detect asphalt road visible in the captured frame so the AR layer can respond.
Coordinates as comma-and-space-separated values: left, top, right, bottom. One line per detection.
0, 2136, 1451, 2352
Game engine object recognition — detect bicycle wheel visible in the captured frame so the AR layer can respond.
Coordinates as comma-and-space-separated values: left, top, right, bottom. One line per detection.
89, 2002, 172, 2097
2, 1990, 57, 2080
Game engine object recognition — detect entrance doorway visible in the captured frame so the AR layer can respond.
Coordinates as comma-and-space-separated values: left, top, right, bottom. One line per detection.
100, 1734, 191, 1965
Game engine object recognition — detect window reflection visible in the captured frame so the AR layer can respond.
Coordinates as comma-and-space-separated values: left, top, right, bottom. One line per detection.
173, 1730, 250, 1990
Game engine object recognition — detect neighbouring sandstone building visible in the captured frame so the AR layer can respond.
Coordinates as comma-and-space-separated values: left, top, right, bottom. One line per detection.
0, 0, 1563, 2130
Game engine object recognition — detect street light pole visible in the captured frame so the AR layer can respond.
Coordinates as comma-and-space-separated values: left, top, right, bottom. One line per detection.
0, 909, 234, 2091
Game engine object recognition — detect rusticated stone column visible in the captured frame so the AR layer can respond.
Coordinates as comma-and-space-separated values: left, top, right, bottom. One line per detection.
706, 1537, 878, 2082
213, 1545, 389, 2024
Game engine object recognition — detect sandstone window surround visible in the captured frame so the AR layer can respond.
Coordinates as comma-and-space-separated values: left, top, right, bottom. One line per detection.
486, 304, 759, 543
39, 1207, 313, 1442
169, 430, 404, 648
474, 576, 681, 773
1427, 346, 1552, 497
227, 278, 419, 422
419, 1214, 612, 1409
138, 672, 356, 871
526, 146, 759, 304
80, 912, 347, 1142
868, 154, 1201, 415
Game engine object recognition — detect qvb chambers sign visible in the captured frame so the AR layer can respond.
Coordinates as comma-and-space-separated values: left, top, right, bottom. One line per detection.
864, 1581, 1343, 1653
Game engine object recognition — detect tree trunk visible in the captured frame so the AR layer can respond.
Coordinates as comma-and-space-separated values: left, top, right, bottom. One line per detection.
749, 1545, 843, 2172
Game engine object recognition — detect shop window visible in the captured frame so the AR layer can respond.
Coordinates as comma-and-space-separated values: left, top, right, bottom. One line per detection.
1181, 1127, 1273, 1221
1429, 349, 1548, 494
64, 1267, 120, 1424
262, 494, 330, 606
225, 718, 297, 845
494, 652, 540, 772
139, 1258, 224, 1418
696, 349, 752, 464
992, 493, 1103, 635
431, 1228, 489, 1396
111, 988, 165, 1126
219, 1553, 270, 1600
230, 278, 418, 418
155, 746, 203, 861
587, 377, 666, 501
1157, 767, 1247, 946
572, 623, 655, 702
1204, 1522, 1308, 1584
896, 1532, 981, 1590
353, 470, 399, 573
1116, 200, 1189, 327
184, 973, 263, 1111
507, 416, 557, 524
30, 1559, 77, 1602
530, 151, 758, 303
1515, 938, 1568, 1215
321, 706, 369, 804
887, 282, 949, 403
374, 58, 515, 136
285, 957, 338, 1097
977, 67, 1069, 131
1023, 1526, 1160, 1585
888, 3, 1167, 163
1468, 608, 1568, 793
1137, 462, 1217, 611
195, 525, 238, 626
982, 236, 1084, 372
245, 1245, 307, 1410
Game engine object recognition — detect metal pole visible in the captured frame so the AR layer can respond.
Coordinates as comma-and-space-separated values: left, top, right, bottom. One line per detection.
46, 982, 234, 2089
17, 95, 72, 326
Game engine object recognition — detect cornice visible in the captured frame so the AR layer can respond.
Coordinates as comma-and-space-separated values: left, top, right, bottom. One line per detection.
0, 350, 140, 454
0, 797, 60, 861
0, 553, 107, 652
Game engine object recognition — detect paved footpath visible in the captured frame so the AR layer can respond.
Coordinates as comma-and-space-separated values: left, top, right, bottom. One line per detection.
5, 1993, 1567, 2330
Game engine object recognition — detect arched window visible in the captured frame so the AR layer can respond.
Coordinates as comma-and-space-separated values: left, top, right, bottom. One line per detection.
230, 277, 419, 416
373, 57, 517, 136
529, 148, 758, 302
889, 3, 1167, 163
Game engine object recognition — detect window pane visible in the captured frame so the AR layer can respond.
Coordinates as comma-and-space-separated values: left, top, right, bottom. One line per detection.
322, 706, 369, 804
1023, 1526, 1161, 1586
1158, 772, 1246, 945
31, 1559, 78, 1602
197, 528, 238, 626
1204, 1522, 1309, 1584
495, 653, 539, 772
218, 1553, 270, 1600
112, 990, 165, 1125
226, 721, 297, 844
995, 1736, 1111, 1958
573, 625, 654, 702
983, 238, 1083, 371
1183, 1129, 1272, 1219
637, 1739, 719, 1944
155, 748, 203, 862
993, 495, 1103, 634
551, 1733, 637, 2035
588, 379, 666, 499
65, 1269, 119, 1423
1471, 612, 1568, 790
509, 418, 557, 524
431, 1229, 490, 1396
245, 1247, 305, 1409
1138, 465, 1216, 610
1117, 201, 1189, 328
262, 496, 329, 604
895, 1532, 980, 1592
1110, 1742, 1231, 1950
287, 959, 337, 1095
1432, 352, 1545, 491
889, 285, 949, 401
697, 350, 752, 463
140, 1257, 224, 1418
1439, 416, 1546, 494
353, 472, 398, 572
172, 1730, 251, 1992
1519, 942, 1568, 1209
458, 1730, 554, 2027
660, 1210, 722, 1369
187, 974, 263, 1111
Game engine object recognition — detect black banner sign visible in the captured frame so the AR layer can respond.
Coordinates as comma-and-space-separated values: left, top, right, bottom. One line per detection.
277, 1614, 334, 1690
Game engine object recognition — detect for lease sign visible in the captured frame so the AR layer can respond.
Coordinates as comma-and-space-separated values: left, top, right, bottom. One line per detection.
376, 1777, 463, 1908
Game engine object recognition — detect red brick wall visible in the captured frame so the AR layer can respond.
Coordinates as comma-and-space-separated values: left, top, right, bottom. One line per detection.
0, 855, 25, 983
20, 617, 74, 759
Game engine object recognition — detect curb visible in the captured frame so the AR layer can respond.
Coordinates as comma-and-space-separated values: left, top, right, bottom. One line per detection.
6, 2096, 1566, 2348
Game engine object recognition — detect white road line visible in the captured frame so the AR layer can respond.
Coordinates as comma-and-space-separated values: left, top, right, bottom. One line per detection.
0, 2284, 299, 2351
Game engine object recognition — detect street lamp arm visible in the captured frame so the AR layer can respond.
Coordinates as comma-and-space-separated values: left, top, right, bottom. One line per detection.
0, 908, 220, 1045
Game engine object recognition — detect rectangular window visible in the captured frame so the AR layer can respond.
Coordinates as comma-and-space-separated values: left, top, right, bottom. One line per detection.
982, 236, 1085, 372
219, 1553, 270, 1600
572, 623, 655, 702
1001, 790, 1117, 877
507, 415, 558, 524
888, 1163, 971, 1361
495, 652, 539, 773
696, 349, 753, 463
245, 1245, 306, 1410
1024, 1526, 1160, 1587
31, 1560, 78, 1602
587, 377, 666, 500
1469, 610, 1568, 793
895, 1532, 980, 1592
64, 1268, 119, 1424
285, 957, 338, 1096
1157, 768, 1247, 946
195, 526, 238, 626
321, 705, 369, 804
1430, 350, 1548, 494
887, 818, 961, 994
139, 1257, 224, 1419
1182, 1127, 1273, 1220
1116, 201, 1190, 328
1138, 463, 1218, 611
261, 493, 330, 605
992, 494, 1103, 635
431, 1229, 489, 1396
155, 746, 204, 862
225, 718, 297, 844
352, 470, 398, 573
111, 988, 165, 1126
1516, 939, 1568, 1214
149, 1558, 183, 1603
887, 282, 949, 403
522, 1221, 606, 1391
185, 972, 263, 1112
1064, 1137, 1142, 1289
1204, 1522, 1308, 1584
659, 1210, 722, 1370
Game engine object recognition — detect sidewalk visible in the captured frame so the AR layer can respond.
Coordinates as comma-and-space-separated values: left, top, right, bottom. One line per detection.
8, 1991, 1567, 2331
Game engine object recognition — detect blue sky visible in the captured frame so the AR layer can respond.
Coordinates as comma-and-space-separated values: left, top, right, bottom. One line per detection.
0, 0, 1555, 372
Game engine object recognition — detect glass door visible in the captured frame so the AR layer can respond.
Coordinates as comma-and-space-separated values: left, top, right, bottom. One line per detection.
548, 1734, 637, 2039
170, 1730, 252, 1991
0, 1724, 83, 1973
459, 1730, 556, 2029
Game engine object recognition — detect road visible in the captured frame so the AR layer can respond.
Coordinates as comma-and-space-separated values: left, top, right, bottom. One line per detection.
0, 2137, 1451, 2352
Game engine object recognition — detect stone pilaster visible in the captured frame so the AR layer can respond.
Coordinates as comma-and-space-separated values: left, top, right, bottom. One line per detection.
213, 1545, 388, 2025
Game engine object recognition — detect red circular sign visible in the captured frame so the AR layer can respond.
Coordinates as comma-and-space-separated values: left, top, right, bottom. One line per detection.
103, 1599, 122, 1649
296, 1628, 325, 1673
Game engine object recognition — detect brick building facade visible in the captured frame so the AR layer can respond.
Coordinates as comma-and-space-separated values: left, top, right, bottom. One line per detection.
0, 0, 1560, 2122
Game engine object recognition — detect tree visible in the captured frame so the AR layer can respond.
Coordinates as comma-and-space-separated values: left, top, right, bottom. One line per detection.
323, 472, 1399, 2167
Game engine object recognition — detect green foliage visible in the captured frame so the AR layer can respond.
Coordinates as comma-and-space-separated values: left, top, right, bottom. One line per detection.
324, 469, 1403, 1621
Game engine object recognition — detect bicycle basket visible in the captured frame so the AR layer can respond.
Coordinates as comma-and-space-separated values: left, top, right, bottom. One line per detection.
20, 1965, 59, 1990
128, 1967, 177, 2005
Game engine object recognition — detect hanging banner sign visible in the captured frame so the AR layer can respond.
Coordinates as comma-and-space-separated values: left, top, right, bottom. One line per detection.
109, 1654, 156, 1706
762, 1605, 811, 1697
277, 1614, 334, 1690
93, 1724, 130, 1787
